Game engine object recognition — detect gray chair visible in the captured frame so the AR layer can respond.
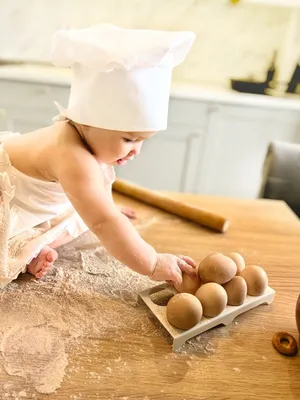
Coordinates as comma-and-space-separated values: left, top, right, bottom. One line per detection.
259, 140, 300, 218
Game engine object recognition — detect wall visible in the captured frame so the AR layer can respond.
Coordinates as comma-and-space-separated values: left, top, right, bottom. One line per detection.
0, 0, 299, 89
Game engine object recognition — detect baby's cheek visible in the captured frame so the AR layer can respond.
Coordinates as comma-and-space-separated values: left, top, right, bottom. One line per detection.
119, 145, 131, 157
112, 145, 125, 158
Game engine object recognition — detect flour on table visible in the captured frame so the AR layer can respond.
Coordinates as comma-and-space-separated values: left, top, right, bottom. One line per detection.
0, 219, 207, 398
1, 326, 67, 394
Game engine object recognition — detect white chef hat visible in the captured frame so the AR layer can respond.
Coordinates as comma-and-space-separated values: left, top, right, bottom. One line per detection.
52, 24, 195, 132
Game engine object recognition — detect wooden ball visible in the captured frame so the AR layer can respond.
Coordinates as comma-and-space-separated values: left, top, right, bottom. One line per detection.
195, 283, 227, 317
166, 293, 203, 330
228, 252, 245, 275
174, 272, 202, 295
223, 276, 247, 306
240, 265, 268, 296
198, 253, 237, 285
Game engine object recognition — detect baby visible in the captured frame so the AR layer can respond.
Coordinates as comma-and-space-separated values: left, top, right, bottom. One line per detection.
0, 24, 197, 287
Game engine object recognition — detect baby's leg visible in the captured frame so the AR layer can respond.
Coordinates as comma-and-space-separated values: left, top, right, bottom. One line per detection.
26, 230, 75, 279
26, 203, 134, 279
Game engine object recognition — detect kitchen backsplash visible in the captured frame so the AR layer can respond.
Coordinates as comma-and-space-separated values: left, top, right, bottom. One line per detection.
0, 0, 299, 89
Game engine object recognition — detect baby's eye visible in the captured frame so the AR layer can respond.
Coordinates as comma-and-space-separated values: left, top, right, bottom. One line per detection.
123, 138, 134, 143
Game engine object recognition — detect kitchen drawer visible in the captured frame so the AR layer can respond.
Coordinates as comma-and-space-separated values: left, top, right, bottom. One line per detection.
1, 105, 56, 133
0, 80, 69, 111
116, 124, 206, 192
169, 98, 208, 127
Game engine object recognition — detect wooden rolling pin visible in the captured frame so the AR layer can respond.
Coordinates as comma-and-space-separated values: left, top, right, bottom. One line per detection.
113, 179, 230, 233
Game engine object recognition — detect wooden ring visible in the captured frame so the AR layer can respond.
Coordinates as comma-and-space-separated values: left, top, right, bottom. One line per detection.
272, 332, 298, 357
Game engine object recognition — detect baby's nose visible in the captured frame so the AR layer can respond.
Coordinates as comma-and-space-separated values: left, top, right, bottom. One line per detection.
131, 143, 142, 156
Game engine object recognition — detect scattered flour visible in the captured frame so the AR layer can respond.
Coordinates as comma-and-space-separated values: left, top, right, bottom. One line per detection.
233, 367, 242, 373
0, 219, 214, 398
0, 223, 160, 397
1, 326, 67, 394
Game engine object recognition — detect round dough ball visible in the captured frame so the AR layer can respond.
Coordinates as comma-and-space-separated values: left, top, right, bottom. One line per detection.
174, 272, 202, 295
198, 253, 237, 285
240, 265, 268, 296
223, 276, 247, 306
195, 283, 227, 317
166, 293, 203, 330
228, 252, 245, 275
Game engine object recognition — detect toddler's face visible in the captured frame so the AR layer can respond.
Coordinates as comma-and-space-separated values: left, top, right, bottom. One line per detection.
81, 126, 156, 166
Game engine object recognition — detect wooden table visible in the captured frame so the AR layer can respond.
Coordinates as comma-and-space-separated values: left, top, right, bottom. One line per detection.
1, 193, 300, 399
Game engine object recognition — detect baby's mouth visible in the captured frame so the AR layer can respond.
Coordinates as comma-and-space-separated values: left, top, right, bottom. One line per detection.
117, 159, 127, 166
117, 155, 134, 166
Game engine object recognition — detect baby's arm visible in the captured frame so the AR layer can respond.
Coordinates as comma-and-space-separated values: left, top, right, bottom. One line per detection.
54, 145, 196, 283
105, 182, 136, 219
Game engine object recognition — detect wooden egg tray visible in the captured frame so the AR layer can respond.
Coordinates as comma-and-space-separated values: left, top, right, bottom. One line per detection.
138, 283, 276, 351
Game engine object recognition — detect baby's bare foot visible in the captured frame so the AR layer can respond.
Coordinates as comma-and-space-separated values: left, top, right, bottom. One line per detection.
26, 246, 58, 279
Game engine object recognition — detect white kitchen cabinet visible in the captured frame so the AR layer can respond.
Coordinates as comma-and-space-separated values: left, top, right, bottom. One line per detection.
115, 121, 206, 192
1, 68, 300, 198
198, 104, 300, 198
2, 106, 54, 133
0, 78, 209, 193
116, 98, 208, 191
0, 80, 69, 133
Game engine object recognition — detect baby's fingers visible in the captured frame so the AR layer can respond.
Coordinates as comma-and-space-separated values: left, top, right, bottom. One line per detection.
165, 262, 182, 286
171, 269, 183, 286
120, 207, 137, 219
178, 255, 197, 268
177, 258, 198, 278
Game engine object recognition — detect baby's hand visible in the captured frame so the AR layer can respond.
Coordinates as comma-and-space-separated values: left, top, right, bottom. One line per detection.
150, 254, 198, 286
120, 207, 136, 219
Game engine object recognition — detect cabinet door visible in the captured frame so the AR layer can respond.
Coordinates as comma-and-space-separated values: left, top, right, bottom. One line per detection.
199, 104, 300, 198
2, 106, 55, 133
0, 80, 69, 111
116, 97, 208, 192
0, 80, 70, 133
0, 108, 13, 130
115, 124, 206, 192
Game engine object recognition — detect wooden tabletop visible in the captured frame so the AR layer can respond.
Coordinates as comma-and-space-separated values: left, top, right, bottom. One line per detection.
1, 193, 300, 399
